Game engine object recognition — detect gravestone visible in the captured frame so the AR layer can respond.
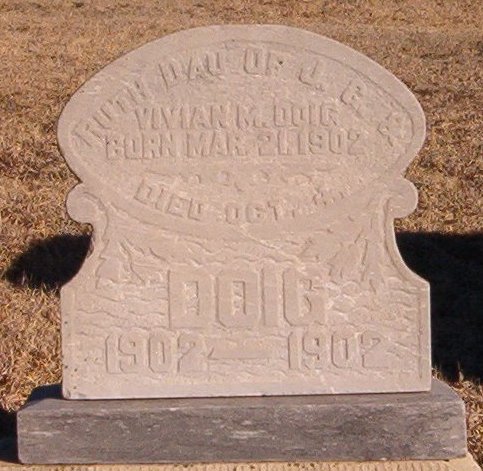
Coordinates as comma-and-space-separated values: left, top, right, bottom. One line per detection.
17, 25, 468, 465
58, 25, 430, 399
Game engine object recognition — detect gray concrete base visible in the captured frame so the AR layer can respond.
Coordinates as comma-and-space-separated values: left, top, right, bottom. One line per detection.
17, 380, 467, 465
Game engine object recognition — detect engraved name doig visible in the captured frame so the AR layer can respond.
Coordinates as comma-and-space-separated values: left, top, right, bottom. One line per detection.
104, 101, 364, 161
104, 266, 394, 375
168, 268, 325, 328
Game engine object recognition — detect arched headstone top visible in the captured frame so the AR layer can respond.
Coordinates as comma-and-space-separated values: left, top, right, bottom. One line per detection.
59, 26, 430, 399
59, 25, 425, 237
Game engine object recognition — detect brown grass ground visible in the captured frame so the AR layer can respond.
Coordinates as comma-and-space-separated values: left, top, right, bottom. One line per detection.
0, 0, 482, 465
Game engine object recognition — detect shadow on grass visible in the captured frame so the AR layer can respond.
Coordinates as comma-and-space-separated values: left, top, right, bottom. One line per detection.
0, 387, 62, 462
0, 410, 17, 462
4, 234, 91, 293
397, 231, 483, 382
3, 231, 482, 383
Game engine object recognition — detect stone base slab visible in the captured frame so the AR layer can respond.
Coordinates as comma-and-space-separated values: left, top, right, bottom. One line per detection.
1, 456, 480, 471
17, 380, 466, 464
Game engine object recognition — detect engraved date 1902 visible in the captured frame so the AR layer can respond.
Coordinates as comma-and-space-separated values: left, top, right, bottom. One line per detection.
105, 328, 392, 375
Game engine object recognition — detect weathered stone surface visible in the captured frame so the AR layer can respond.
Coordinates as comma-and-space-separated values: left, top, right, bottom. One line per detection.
58, 25, 430, 399
17, 380, 466, 464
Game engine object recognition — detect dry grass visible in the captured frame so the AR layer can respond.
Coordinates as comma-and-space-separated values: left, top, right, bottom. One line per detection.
0, 0, 482, 465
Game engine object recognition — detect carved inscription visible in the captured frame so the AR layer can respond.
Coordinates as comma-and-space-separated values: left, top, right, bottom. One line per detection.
105, 101, 363, 161
168, 268, 325, 328
106, 331, 207, 374
105, 328, 392, 374
59, 25, 430, 399
101, 267, 399, 377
